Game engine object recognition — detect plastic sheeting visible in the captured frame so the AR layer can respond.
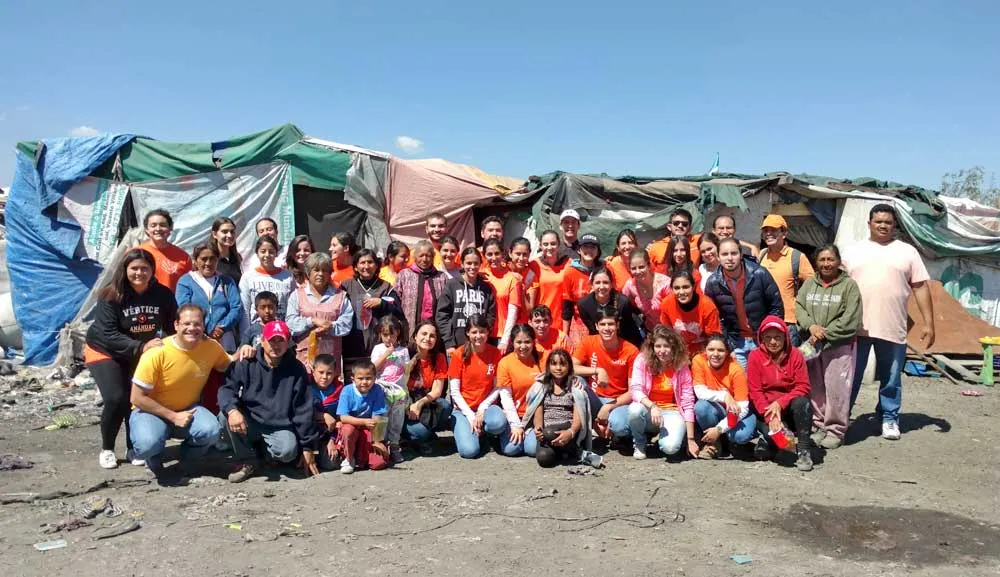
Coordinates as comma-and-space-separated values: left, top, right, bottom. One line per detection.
57, 177, 130, 264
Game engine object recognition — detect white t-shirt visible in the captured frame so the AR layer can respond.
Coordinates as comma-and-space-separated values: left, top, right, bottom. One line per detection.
370, 343, 410, 389
842, 239, 930, 344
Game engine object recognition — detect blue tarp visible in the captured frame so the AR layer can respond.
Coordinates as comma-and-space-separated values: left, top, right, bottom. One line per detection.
7, 134, 136, 365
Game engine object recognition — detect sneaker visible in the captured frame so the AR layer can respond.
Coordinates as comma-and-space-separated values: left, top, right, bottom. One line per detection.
820, 435, 843, 450
227, 463, 257, 484
810, 429, 827, 446
125, 449, 145, 467
753, 437, 774, 461
881, 421, 901, 441
632, 445, 647, 460
340, 460, 355, 474
579, 450, 603, 468
98, 450, 118, 469
795, 448, 814, 472
389, 445, 404, 464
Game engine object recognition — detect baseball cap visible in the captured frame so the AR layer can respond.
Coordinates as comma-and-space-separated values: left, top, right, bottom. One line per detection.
559, 209, 581, 222
760, 214, 788, 229
579, 233, 600, 247
262, 320, 291, 342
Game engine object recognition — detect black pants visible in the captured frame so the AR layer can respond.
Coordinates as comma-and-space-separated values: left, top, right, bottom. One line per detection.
89, 358, 136, 452
755, 395, 812, 449
536, 422, 578, 468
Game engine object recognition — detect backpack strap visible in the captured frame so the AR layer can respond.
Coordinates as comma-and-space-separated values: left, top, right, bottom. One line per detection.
791, 249, 802, 295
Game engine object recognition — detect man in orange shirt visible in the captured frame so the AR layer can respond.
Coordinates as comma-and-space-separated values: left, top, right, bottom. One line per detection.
571, 313, 640, 444
648, 208, 701, 273
758, 214, 814, 346
529, 305, 570, 354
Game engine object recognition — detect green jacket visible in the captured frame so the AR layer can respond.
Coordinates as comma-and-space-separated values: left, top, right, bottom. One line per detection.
795, 271, 862, 350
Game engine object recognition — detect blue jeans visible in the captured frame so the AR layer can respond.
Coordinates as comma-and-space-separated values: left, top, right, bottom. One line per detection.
450, 405, 517, 459
129, 405, 220, 467
586, 390, 631, 440
851, 336, 906, 423
693, 399, 757, 444
404, 397, 454, 443
523, 428, 538, 457
223, 412, 299, 464
787, 325, 802, 348
731, 337, 757, 370
627, 403, 686, 455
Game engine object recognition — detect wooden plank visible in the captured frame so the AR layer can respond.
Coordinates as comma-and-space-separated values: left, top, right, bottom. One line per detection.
907, 347, 962, 386
931, 354, 980, 384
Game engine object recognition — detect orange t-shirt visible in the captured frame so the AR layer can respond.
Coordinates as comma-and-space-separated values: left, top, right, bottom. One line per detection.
659, 293, 722, 357
408, 353, 448, 393
561, 266, 592, 310
536, 327, 570, 354
139, 241, 191, 292
647, 368, 678, 410
535, 259, 568, 331
497, 352, 543, 417
510, 261, 541, 323
448, 345, 502, 411
330, 262, 355, 288
572, 335, 639, 399
691, 352, 749, 402
484, 268, 523, 340
604, 255, 632, 292
648, 235, 701, 275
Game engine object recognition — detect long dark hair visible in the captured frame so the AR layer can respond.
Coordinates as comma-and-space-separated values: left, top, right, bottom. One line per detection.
462, 314, 492, 363
589, 266, 618, 300
410, 319, 444, 360
540, 349, 574, 396
666, 234, 695, 276
384, 241, 409, 268
285, 235, 315, 284
102, 248, 157, 303
353, 248, 382, 280
481, 238, 505, 268
210, 217, 241, 265
614, 229, 638, 257
510, 324, 540, 366
332, 232, 357, 264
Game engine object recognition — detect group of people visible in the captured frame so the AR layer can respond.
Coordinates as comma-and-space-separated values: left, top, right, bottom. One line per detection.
84, 202, 934, 482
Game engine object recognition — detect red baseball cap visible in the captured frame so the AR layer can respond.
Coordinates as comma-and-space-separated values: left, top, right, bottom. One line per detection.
262, 320, 291, 342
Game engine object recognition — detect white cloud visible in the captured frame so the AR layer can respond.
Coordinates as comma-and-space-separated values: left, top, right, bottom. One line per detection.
70, 126, 101, 137
394, 135, 424, 154
14, 105, 31, 112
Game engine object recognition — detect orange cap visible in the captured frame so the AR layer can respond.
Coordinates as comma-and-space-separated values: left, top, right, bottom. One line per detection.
760, 214, 787, 229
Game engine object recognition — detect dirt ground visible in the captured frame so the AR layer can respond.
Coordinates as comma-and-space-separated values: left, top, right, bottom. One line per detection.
1, 374, 998, 577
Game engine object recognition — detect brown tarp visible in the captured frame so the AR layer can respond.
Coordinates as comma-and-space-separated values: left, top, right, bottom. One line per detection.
907, 280, 1000, 355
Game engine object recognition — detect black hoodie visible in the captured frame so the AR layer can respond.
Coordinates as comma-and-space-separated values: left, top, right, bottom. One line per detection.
218, 348, 318, 448
435, 276, 497, 349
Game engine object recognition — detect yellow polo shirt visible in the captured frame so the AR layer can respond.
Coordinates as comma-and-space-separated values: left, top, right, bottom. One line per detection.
132, 337, 231, 411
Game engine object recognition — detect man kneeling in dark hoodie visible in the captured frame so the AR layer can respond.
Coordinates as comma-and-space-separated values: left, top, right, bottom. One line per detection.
219, 320, 323, 483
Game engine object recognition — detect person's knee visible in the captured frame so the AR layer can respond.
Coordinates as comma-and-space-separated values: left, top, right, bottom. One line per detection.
658, 434, 684, 455
405, 421, 432, 442
502, 440, 524, 457
626, 403, 647, 428
129, 418, 167, 458
483, 410, 508, 436
187, 410, 222, 445
457, 440, 481, 459
536, 447, 558, 468
267, 431, 299, 463
694, 399, 719, 424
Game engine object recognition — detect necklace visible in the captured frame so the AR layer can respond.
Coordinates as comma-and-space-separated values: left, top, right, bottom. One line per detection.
357, 277, 379, 297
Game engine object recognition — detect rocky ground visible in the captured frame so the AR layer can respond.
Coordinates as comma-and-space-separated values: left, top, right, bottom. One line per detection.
0, 366, 998, 577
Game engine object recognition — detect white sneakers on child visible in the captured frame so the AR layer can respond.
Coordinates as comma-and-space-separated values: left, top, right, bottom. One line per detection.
98, 450, 118, 469
340, 460, 355, 474
632, 445, 647, 460
882, 422, 901, 440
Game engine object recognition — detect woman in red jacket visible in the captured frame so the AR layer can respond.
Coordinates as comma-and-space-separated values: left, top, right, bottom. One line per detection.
746, 315, 813, 471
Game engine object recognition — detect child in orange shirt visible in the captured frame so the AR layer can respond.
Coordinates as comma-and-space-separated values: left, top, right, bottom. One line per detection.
691, 334, 757, 458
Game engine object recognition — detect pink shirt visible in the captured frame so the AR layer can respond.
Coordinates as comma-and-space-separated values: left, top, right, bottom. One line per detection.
622, 273, 671, 330
842, 239, 929, 344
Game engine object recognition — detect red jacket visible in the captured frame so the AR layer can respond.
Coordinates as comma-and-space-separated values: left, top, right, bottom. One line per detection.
746, 315, 810, 413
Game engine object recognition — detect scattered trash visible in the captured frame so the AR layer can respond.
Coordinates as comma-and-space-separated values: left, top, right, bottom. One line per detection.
43, 414, 77, 431
80, 497, 123, 519
961, 390, 984, 397
730, 554, 753, 565
527, 487, 558, 502
0, 454, 34, 471
226, 522, 243, 531
93, 519, 141, 540
566, 465, 599, 476
33, 539, 68, 551
47, 402, 76, 412
41, 517, 92, 534
0, 360, 16, 376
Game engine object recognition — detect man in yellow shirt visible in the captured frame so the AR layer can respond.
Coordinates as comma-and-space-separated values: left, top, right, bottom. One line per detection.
759, 214, 814, 346
130, 304, 234, 480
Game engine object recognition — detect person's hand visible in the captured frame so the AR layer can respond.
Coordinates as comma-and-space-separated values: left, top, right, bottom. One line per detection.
764, 401, 782, 424
921, 326, 936, 349
143, 338, 164, 352
227, 409, 247, 434
650, 406, 663, 427
381, 347, 395, 362
313, 319, 333, 335
723, 395, 739, 415
362, 418, 377, 430
236, 345, 256, 361
809, 324, 826, 342
446, 347, 456, 359
510, 426, 525, 445
534, 425, 544, 441
701, 426, 721, 445
407, 399, 425, 421
473, 410, 485, 435
552, 429, 574, 447
595, 368, 611, 389
686, 438, 701, 458
572, 376, 588, 391
596, 403, 613, 423
324, 438, 339, 462
498, 341, 509, 354
300, 450, 320, 477
371, 441, 389, 459
210, 327, 225, 340
172, 409, 195, 429
362, 298, 382, 310
322, 413, 337, 431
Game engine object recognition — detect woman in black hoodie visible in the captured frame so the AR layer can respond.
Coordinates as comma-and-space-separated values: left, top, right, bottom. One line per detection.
85, 248, 177, 470
435, 247, 496, 357
576, 267, 643, 347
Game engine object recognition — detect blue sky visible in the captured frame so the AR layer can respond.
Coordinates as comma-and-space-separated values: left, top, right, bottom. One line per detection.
1, 1, 997, 190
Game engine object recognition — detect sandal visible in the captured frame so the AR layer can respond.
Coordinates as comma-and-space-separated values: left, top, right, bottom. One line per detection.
698, 443, 719, 460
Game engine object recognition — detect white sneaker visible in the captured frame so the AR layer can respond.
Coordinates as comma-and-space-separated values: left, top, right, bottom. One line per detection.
98, 450, 118, 469
125, 449, 145, 467
881, 422, 901, 440
340, 460, 355, 474
633, 445, 647, 460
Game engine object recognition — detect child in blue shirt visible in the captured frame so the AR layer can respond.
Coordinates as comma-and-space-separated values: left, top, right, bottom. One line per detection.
336, 361, 389, 473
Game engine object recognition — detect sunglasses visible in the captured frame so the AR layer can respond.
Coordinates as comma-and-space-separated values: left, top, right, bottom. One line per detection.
670, 220, 690, 227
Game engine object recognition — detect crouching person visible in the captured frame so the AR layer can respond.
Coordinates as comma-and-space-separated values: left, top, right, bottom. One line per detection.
129, 305, 231, 481
220, 320, 322, 483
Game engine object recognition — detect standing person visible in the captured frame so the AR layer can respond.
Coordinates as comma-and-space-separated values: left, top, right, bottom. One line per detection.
659, 271, 721, 358
712, 214, 760, 259
497, 325, 544, 457
478, 216, 505, 267
140, 209, 191, 292
577, 267, 643, 346
605, 229, 638, 292
403, 321, 454, 451
697, 233, 721, 292
239, 235, 295, 338
522, 350, 600, 468
746, 316, 813, 471
285, 235, 315, 288
379, 241, 410, 286
622, 250, 671, 335
242, 218, 288, 273
435, 248, 497, 357
759, 214, 814, 346
370, 316, 410, 464
220, 320, 321, 483
329, 232, 357, 288
438, 236, 462, 279
664, 235, 702, 288
692, 334, 756, 459
210, 217, 243, 286
561, 233, 603, 347
507, 237, 540, 321
627, 326, 698, 459
482, 238, 523, 353
341, 249, 402, 371
176, 243, 242, 353
557, 209, 582, 260
572, 311, 640, 446
529, 305, 570, 355
285, 252, 354, 375
796, 245, 862, 450
536, 230, 569, 331
413, 212, 458, 272
395, 240, 448, 337
704, 238, 783, 369
649, 208, 701, 272
842, 204, 934, 441
86, 249, 177, 469
448, 315, 518, 459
